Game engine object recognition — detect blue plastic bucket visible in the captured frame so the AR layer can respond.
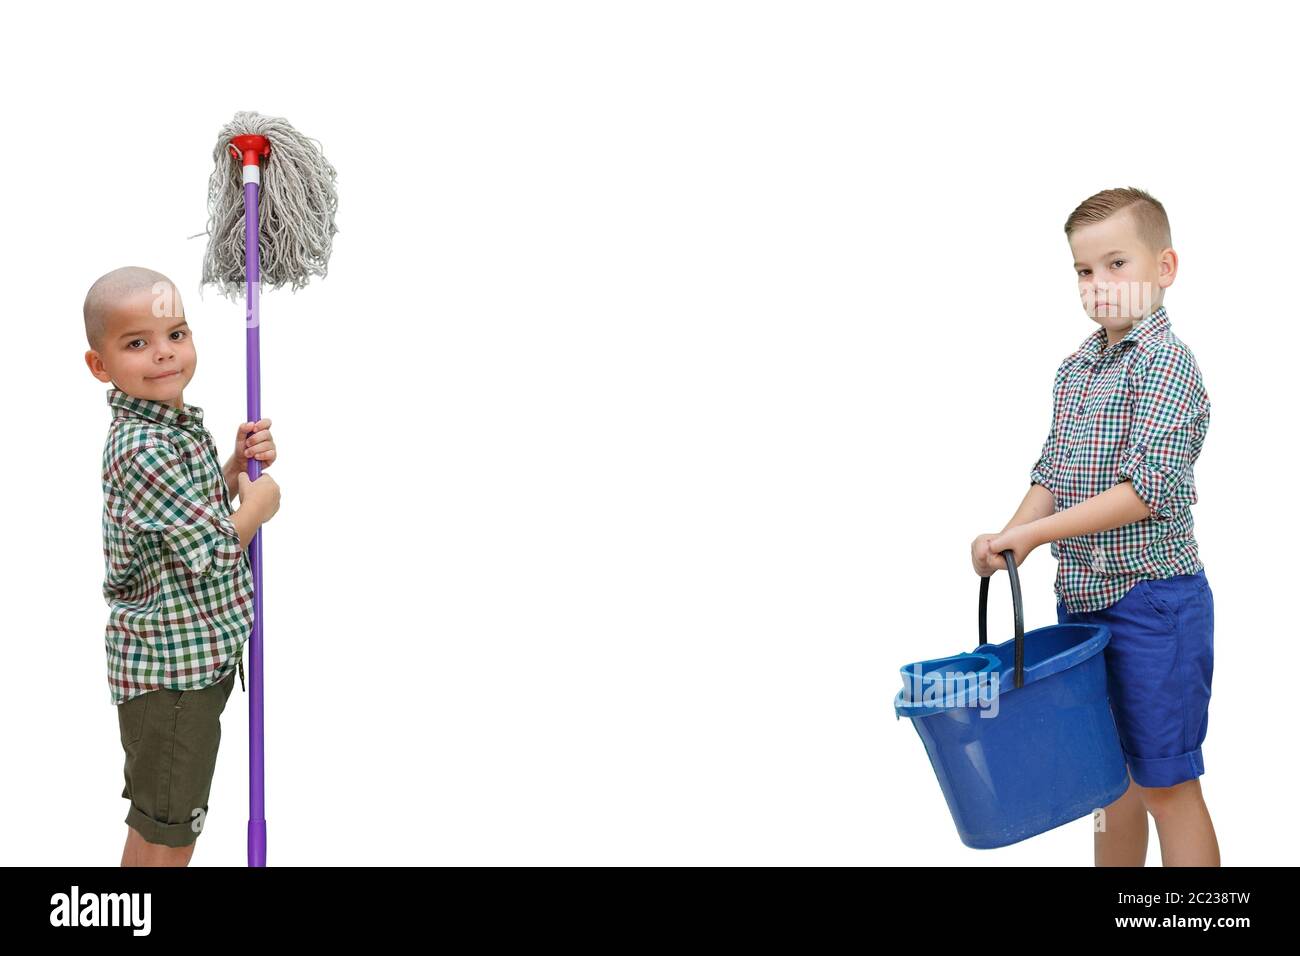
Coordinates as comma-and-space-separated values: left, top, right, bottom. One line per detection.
895, 551, 1130, 848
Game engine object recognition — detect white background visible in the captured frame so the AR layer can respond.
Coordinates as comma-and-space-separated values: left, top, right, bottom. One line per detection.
0, 1, 1294, 866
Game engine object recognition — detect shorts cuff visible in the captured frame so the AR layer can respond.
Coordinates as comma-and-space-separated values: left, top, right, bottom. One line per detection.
125, 802, 204, 848
1127, 748, 1205, 788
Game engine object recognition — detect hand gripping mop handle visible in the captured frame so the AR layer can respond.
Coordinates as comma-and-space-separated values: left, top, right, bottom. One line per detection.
231, 132, 271, 866
978, 550, 1025, 689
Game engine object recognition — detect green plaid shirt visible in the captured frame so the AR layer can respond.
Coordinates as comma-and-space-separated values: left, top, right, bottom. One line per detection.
101, 386, 252, 705
1030, 305, 1210, 613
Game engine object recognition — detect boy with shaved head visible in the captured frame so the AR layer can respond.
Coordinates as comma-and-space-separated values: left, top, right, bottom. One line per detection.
84, 266, 281, 866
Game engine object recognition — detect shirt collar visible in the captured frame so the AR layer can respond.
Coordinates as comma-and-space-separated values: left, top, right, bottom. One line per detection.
1077, 304, 1169, 363
106, 385, 204, 430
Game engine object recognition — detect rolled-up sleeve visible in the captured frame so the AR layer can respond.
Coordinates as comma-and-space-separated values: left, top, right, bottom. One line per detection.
120, 441, 243, 577
1030, 361, 1068, 497
1115, 344, 1210, 522
1030, 428, 1057, 496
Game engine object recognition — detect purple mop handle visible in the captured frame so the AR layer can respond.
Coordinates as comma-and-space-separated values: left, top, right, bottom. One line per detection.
241, 166, 267, 867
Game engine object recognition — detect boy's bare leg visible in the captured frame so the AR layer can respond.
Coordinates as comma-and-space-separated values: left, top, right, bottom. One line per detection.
1095, 772, 1149, 866
1140, 777, 1220, 867
120, 824, 196, 867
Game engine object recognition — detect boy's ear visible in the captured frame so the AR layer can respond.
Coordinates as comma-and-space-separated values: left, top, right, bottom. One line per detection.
85, 350, 112, 384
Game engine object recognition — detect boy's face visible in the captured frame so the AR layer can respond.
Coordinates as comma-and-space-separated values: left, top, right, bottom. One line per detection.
1069, 208, 1175, 340
83, 284, 197, 408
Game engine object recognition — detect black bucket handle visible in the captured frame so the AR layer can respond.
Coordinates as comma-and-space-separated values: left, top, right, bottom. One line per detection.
978, 549, 1025, 689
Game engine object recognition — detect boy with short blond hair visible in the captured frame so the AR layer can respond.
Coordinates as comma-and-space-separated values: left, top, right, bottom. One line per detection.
971, 187, 1218, 866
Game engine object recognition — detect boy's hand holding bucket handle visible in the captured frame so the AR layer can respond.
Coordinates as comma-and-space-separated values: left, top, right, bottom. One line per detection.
985, 525, 1038, 572
971, 533, 1002, 576
972, 525, 1039, 575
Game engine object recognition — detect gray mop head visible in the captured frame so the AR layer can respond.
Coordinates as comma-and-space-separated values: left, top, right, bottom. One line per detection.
198, 111, 339, 301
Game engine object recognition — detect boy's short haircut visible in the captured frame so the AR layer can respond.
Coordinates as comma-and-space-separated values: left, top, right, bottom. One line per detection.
1064, 186, 1172, 258
83, 266, 178, 352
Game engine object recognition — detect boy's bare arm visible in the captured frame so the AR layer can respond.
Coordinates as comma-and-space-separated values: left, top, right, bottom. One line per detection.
1023, 480, 1150, 547
228, 472, 281, 550
1002, 483, 1057, 532
230, 504, 264, 551
977, 481, 1150, 574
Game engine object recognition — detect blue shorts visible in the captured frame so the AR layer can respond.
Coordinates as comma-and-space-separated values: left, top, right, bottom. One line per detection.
1056, 569, 1214, 789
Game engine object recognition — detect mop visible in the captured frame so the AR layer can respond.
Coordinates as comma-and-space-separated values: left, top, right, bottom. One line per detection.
198, 110, 338, 866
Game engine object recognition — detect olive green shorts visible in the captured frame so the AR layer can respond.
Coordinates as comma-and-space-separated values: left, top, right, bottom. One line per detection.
117, 669, 237, 848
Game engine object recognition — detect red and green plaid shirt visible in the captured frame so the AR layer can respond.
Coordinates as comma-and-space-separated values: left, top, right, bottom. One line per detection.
1030, 305, 1210, 613
101, 386, 252, 705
